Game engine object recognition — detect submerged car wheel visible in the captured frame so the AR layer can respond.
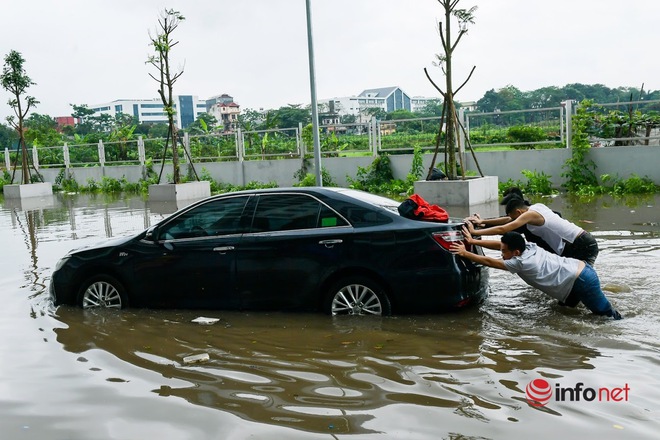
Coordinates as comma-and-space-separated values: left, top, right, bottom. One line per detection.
327, 276, 391, 316
78, 275, 127, 309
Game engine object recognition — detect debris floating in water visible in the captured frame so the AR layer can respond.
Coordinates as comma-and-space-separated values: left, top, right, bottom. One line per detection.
183, 353, 210, 364
191, 316, 220, 325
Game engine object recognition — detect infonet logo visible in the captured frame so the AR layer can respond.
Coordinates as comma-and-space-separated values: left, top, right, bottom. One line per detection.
525, 378, 630, 407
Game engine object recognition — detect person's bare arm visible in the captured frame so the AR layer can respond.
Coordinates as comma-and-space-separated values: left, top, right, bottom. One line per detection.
467, 210, 541, 236
464, 214, 511, 227
461, 226, 502, 250
450, 241, 507, 270
480, 216, 512, 227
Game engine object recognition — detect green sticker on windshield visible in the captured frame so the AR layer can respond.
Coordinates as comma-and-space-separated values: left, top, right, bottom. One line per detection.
321, 217, 337, 227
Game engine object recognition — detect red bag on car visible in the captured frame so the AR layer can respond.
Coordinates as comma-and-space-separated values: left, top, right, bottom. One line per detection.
397, 194, 449, 222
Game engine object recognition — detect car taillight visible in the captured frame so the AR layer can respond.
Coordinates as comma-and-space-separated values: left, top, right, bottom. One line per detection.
432, 230, 464, 251
455, 297, 471, 308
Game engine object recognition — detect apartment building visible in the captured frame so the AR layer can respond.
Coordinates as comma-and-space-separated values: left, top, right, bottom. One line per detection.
89, 95, 207, 129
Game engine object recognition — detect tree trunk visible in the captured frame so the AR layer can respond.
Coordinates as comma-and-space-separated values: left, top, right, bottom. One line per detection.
170, 118, 180, 183
18, 118, 30, 184
443, 5, 457, 180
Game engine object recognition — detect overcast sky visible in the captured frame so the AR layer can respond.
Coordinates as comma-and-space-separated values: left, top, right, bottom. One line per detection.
1, 0, 658, 122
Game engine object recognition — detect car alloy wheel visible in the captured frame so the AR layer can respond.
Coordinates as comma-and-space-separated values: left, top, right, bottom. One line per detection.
79, 276, 127, 309
328, 277, 391, 316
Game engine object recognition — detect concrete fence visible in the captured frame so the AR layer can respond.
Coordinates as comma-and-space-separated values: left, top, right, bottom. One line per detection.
10, 145, 658, 190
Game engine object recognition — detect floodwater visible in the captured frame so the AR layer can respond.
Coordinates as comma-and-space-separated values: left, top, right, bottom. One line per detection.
1, 192, 659, 440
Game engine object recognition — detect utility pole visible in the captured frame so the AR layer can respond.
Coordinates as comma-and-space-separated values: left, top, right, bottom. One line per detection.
305, 0, 323, 186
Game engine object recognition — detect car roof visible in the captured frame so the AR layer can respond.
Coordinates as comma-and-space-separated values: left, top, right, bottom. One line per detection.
214, 187, 400, 207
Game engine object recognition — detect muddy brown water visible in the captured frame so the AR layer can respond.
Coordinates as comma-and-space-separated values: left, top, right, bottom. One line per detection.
1, 192, 659, 439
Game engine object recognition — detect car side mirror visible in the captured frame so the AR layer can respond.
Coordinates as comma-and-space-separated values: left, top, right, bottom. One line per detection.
145, 226, 158, 242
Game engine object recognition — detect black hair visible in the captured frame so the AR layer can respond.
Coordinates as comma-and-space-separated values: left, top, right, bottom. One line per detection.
501, 231, 526, 253
501, 187, 531, 206
505, 197, 528, 215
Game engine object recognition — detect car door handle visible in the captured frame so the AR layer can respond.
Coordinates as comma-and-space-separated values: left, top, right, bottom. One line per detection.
213, 246, 235, 253
319, 239, 343, 248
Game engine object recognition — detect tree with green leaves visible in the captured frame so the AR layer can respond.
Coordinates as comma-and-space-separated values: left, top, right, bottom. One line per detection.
417, 99, 443, 117
269, 104, 309, 129
424, 0, 479, 180
24, 113, 62, 147
186, 112, 218, 135
1, 50, 40, 184
361, 107, 388, 121
108, 114, 137, 161
0, 122, 18, 150
147, 8, 185, 184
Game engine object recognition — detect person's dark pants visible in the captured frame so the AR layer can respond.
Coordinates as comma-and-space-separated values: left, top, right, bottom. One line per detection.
562, 231, 599, 266
562, 264, 622, 319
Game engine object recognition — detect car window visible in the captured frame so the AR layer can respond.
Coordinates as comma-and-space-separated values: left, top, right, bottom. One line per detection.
159, 196, 249, 240
251, 194, 348, 232
329, 200, 393, 227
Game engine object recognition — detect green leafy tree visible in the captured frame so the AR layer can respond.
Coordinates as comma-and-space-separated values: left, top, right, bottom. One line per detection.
476, 85, 523, 113
361, 107, 387, 121
24, 114, 64, 166
417, 99, 443, 116
147, 8, 185, 183
386, 109, 417, 120
340, 114, 356, 124
24, 113, 63, 147
562, 99, 598, 192
70, 103, 114, 135
0, 122, 18, 149
270, 104, 309, 129
186, 112, 218, 134
70, 104, 96, 135
108, 114, 137, 161
1, 50, 40, 184
146, 122, 170, 138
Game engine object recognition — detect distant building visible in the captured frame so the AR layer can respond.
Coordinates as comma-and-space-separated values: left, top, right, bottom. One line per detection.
206, 94, 240, 132
54, 116, 80, 132
410, 96, 441, 113
318, 100, 345, 133
320, 86, 411, 123
358, 86, 411, 113
320, 86, 469, 123
88, 95, 207, 129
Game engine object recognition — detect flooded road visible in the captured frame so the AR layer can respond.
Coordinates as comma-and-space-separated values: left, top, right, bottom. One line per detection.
1, 192, 659, 439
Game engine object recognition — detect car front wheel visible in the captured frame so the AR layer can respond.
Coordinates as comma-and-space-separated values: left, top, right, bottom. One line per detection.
326, 276, 391, 316
78, 275, 128, 309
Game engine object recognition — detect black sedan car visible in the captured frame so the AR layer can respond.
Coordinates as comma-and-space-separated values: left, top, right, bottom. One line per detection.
50, 187, 488, 315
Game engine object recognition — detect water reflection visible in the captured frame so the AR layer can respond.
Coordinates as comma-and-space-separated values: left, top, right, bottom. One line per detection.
52, 305, 603, 434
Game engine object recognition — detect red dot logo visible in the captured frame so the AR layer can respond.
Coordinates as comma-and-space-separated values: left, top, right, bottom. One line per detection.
526, 379, 553, 407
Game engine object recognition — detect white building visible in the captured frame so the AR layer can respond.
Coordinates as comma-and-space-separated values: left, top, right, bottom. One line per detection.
410, 96, 441, 113
89, 95, 207, 129
321, 86, 450, 123
320, 86, 475, 122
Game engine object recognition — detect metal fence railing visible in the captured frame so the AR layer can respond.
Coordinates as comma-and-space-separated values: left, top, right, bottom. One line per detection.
3, 99, 659, 172
464, 107, 565, 149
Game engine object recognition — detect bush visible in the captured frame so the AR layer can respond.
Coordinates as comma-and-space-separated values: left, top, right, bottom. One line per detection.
507, 125, 547, 149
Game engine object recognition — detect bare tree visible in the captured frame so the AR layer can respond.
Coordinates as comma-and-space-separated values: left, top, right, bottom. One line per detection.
1, 50, 39, 184
146, 9, 185, 184
424, 1, 481, 180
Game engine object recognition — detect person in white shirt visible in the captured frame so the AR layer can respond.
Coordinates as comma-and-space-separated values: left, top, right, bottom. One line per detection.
451, 229, 621, 319
465, 196, 599, 266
